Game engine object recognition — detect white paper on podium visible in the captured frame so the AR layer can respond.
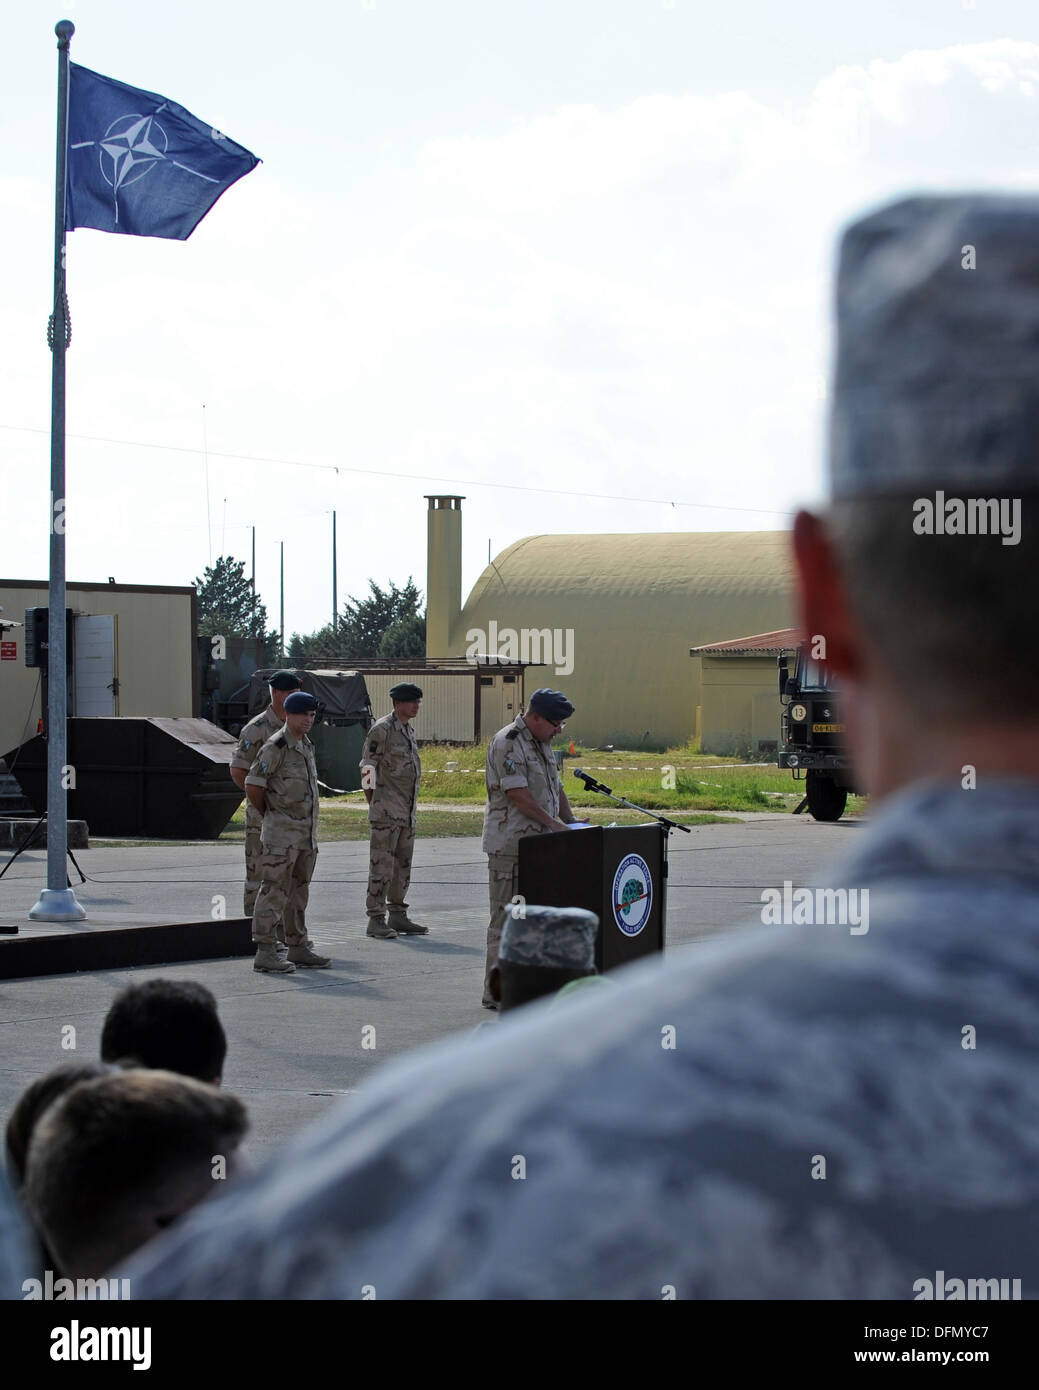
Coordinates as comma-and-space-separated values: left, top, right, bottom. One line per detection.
565, 821, 592, 829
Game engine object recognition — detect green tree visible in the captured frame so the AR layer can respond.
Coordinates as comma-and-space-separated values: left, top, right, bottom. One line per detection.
378, 612, 426, 658
338, 578, 424, 658
286, 632, 310, 666
195, 555, 280, 661
279, 579, 425, 666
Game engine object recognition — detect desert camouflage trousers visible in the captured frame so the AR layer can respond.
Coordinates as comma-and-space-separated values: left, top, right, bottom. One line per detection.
366, 822, 416, 918
485, 853, 519, 1004
244, 824, 286, 941
251, 847, 317, 947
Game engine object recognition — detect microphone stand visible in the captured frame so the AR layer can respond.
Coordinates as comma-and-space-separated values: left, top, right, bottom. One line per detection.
571, 769, 688, 953
571, 770, 691, 835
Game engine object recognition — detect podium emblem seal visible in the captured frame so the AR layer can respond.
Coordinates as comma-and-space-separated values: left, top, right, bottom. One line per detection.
612, 853, 652, 936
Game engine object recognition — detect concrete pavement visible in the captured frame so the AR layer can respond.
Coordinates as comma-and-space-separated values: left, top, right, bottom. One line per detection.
0, 814, 865, 1158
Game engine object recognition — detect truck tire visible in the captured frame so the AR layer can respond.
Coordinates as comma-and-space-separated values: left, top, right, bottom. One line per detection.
806, 771, 847, 822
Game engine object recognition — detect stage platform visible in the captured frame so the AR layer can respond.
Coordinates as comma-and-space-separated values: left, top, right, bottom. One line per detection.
0, 911, 252, 980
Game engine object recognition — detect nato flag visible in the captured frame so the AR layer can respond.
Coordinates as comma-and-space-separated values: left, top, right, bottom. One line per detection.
66, 63, 260, 240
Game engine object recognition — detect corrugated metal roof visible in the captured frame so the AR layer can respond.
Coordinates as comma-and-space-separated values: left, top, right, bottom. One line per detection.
464, 531, 793, 605
449, 531, 794, 747
691, 626, 802, 655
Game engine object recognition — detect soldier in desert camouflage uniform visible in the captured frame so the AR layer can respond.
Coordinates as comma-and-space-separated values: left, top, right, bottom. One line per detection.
245, 691, 331, 974
360, 683, 427, 939
481, 688, 577, 1007
229, 670, 302, 955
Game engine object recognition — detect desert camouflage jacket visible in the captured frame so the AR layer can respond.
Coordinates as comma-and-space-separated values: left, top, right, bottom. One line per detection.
232, 705, 284, 830
482, 715, 561, 856
360, 714, 420, 827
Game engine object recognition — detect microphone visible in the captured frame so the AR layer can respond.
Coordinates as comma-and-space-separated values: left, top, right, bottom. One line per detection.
573, 768, 612, 795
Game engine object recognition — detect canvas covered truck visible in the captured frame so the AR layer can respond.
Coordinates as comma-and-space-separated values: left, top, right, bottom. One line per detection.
777, 645, 857, 821
245, 668, 373, 793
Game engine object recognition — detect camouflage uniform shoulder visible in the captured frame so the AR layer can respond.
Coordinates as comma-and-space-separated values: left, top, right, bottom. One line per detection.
255, 729, 288, 762
365, 717, 393, 746
245, 729, 287, 784
491, 719, 523, 745
232, 706, 283, 769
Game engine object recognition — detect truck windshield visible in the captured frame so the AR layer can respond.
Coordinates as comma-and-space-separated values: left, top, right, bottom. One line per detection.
798, 657, 836, 691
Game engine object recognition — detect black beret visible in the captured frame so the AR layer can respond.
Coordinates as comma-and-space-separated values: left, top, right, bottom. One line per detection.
389, 683, 423, 701
269, 670, 303, 691
528, 688, 574, 721
283, 691, 320, 713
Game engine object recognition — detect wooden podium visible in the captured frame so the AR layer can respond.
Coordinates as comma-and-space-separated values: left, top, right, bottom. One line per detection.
517, 823, 667, 972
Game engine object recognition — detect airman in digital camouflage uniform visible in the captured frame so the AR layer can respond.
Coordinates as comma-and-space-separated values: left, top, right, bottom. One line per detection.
360, 683, 427, 939
481, 688, 577, 1007
245, 691, 331, 974
488, 904, 598, 1013
124, 194, 1039, 1301
229, 670, 302, 955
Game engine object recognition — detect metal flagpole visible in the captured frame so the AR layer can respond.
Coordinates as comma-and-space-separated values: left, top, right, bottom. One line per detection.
31, 19, 85, 921
332, 510, 337, 637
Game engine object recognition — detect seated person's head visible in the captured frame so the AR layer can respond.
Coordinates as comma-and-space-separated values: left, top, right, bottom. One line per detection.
4, 1063, 112, 1189
490, 906, 599, 1013
101, 979, 227, 1084
24, 1069, 248, 1278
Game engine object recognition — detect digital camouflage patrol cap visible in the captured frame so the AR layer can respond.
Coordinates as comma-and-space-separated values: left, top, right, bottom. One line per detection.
499, 906, 598, 971
830, 193, 1039, 497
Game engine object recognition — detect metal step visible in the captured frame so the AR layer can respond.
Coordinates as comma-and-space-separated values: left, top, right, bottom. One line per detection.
0, 760, 32, 814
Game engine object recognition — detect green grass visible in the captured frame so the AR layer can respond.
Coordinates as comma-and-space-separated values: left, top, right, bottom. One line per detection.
412, 740, 832, 814
198, 799, 745, 844
89, 743, 864, 846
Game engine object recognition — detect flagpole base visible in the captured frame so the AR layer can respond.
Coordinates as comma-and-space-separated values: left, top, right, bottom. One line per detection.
28, 888, 87, 922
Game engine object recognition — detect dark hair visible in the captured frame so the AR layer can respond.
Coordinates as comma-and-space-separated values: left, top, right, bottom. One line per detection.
829, 492, 1039, 718
499, 961, 596, 1013
4, 1062, 113, 1188
24, 1070, 248, 1277
101, 979, 227, 1083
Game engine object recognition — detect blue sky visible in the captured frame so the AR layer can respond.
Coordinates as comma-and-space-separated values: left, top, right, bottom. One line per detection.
2, 0, 1038, 638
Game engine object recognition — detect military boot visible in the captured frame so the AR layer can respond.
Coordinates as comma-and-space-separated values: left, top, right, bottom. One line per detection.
366, 917, 398, 939
287, 942, 332, 968
388, 911, 428, 935
254, 944, 296, 973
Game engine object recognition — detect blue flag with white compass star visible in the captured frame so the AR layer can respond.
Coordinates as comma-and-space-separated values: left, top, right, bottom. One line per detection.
65, 63, 260, 240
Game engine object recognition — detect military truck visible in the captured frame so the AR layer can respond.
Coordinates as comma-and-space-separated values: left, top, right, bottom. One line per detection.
245, 669, 373, 793
203, 663, 374, 793
777, 645, 856, 821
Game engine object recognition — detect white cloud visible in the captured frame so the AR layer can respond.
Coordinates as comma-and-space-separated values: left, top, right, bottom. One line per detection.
5, 39, 1039, 632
